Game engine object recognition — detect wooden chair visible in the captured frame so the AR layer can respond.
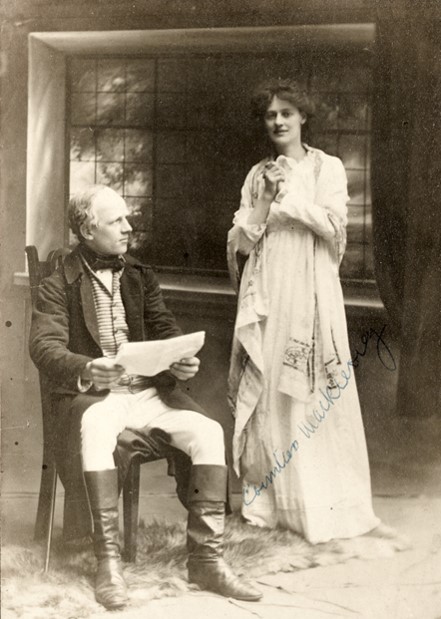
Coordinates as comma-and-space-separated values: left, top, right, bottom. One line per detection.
26, 246, 191, 572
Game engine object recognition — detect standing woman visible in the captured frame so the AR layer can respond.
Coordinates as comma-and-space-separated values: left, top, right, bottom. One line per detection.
227, 79, 383, 544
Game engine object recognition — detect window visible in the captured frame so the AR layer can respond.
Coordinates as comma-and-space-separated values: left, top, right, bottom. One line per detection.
67, 46, 373, 280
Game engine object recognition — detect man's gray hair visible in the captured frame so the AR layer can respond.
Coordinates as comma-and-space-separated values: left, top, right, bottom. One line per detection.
68, 185, 114, 241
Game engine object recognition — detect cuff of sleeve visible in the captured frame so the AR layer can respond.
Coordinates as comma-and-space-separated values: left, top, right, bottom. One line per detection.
240, 222, 267, 237
77, 375, 92, 393
274, 187, 288, 204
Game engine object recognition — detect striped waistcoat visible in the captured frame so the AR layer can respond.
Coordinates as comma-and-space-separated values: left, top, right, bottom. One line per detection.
87, 266, 152, 393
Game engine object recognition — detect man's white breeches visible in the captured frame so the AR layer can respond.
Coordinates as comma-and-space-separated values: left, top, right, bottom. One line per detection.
81, 387, 225, 471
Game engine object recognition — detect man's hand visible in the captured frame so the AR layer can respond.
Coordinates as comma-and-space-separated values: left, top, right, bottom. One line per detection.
169, 356, 200, 381
82, 357, 126, 391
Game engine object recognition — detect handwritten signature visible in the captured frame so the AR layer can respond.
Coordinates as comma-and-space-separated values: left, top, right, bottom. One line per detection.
242, 324, 397, 506
242, 442, 299, 506
351, 324, 396, 372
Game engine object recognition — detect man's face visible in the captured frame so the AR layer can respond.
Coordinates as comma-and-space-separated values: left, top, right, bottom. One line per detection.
83, 190, 132, 255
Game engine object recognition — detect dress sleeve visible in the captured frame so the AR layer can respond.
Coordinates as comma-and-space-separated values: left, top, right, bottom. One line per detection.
227, 165, 268, 255
274, 156, 348, 262
275, 158, 348, 238
227, 164, 267, 289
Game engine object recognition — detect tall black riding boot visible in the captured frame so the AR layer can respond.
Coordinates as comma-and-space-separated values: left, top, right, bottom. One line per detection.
187, 464, 262, 601
84, 469, 128, 610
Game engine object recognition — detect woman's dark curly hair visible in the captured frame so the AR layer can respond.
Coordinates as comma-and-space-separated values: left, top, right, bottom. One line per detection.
251, 79, 315, 120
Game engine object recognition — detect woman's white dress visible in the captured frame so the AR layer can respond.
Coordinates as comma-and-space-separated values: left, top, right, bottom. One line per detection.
227, 145, 380, 544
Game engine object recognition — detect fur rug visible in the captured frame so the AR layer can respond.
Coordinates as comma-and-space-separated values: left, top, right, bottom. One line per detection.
1, 513, 409, 618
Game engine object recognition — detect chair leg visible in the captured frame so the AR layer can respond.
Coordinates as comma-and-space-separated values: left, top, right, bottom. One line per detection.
34, 459, 57, 541
44, 466, 57, 573
122, 460, 140, 563
34, 460, 57, 573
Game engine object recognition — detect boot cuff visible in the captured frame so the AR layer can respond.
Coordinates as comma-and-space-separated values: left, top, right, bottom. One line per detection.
187, 465, 228, 503
84, 469, 119, 510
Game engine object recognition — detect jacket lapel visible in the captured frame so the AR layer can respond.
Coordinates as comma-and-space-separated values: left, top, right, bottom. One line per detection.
65, 248, 145, 346
120, 265, 145, 342
64, 249, 102, 350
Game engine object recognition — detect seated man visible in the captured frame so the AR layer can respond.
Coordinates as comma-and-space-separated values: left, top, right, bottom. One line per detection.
29, 185, 262, 610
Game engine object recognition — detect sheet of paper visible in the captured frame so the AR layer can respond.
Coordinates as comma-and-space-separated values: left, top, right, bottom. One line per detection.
115, 331, 206, 377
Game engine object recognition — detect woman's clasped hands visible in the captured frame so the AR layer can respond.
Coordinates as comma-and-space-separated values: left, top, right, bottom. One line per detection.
261, 161, 286, 201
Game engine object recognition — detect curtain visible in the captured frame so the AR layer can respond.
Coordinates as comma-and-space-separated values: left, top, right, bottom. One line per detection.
372, 2, 441, 417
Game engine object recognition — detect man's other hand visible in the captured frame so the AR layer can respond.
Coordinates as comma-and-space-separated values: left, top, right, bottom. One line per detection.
82, 357, 126, 390
169, 356, 200, 381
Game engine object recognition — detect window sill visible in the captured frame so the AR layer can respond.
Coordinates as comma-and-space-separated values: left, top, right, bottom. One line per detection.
14, 271, 385, 317
158, 273, 385, 318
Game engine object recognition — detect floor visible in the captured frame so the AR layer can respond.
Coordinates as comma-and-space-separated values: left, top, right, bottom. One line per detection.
2, 320, 441, 618
3, 488, 441, 619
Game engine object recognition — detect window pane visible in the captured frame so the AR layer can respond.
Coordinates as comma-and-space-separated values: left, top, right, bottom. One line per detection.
70, 93, 96, 125
340, 243, 365, 279
365, 205, 372, 243
156, 92, 187, 128
96, 93, 125, 126
311, 55, 371, 93
193, 200, 234, 270
157, 132, 187, 164
125, 196, 153, 253
70, 58, 96, 93
339, 134, 368, 170
338, 94, 369, 130
70, 127, 95, 161
157, 59, 187, 92
209, 165, 247, 201
186, 91, 221, 129
187, 131, 222, 164
364, 242, 375, 278
124, 129, 153, 162
125, 93, 154, 127
186, 57, 215, 91
347, 170, 365, 205
96, 162, 124, 193
125, 196, 153, 224
186, 164, 213, 200
124, 165, 153, 196
70, 161, 95, 191
97, 60, 126, 92
154, 199, 192, 267
222, 89, 254, 128
126, 59, 155, 92
310, 57, 343, 92
313, 133, 338, 156
347, 205, 365, 243
96, 128, 125, 161
129, 231, 151, 253
338, 61, 372, 93
156, 164, 186, 198
311, 94, 339, 132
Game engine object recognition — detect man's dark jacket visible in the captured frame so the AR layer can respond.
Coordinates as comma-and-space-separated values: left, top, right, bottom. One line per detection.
29, 246, 203, 539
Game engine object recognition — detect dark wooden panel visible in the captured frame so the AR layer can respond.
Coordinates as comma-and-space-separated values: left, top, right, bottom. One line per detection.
3, 0, 376, 27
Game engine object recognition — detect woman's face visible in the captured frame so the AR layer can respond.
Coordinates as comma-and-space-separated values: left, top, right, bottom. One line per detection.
264, 96, 306, 149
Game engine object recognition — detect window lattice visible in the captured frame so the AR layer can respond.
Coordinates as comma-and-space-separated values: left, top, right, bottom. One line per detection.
68, 52, 373, 280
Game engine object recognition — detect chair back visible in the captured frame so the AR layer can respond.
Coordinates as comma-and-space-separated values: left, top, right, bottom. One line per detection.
26, 245, 71, 461
25, 245, 77, 548
25, 246, 69, 306
25, 244, 71, 433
